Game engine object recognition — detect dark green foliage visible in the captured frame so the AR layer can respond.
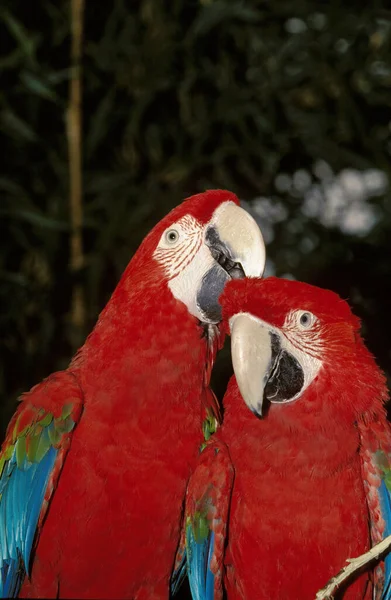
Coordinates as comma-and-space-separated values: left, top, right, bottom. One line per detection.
1, 0, 391, 437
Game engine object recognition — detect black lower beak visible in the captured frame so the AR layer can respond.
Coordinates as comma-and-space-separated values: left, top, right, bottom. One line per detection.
205, 226, 245, 280
208, 246, 245, 280
264, 333, 304, 405
196, 226, 246, 323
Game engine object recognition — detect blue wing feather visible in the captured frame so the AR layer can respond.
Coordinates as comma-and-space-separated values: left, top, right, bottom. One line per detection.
379, 479, 391, 599
0, 445, 57, 597
205, 532, 215, 599
0, 373, 82, 598
170, 551, 187, 597
186, 524, 215, 600
181, 440, 234, 600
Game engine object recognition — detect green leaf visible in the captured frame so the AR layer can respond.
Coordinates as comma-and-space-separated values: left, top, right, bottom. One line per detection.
0, 10, 39, 65
0, 271, 29, 287
191, 1, 260, 38
20, 71, 58, 102
0, 109, 38, 142
86, 89, 116, 158
0, 177, 29, 197
0, 48, 24, 70
47, 68, 74, 85
0, 208, 69, 231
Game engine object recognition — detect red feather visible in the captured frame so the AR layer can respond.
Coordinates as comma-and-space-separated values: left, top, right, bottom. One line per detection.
20, 191, 231, 598
215, 277, 389, 599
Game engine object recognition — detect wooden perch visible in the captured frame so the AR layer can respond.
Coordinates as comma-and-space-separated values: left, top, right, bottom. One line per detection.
67, 0, 85, 332
315, 534, 391, 599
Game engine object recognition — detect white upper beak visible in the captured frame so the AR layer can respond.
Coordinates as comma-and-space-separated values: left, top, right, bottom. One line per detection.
230, 312, 272, 416
210, 202, 266, 278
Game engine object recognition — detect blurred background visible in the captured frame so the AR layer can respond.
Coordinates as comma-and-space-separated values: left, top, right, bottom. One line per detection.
1, 0, 391, 456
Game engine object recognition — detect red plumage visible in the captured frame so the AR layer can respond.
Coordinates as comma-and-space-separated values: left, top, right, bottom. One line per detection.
194, 277, 390, 599
18, 190, 243, 598
221, 381, 374, 599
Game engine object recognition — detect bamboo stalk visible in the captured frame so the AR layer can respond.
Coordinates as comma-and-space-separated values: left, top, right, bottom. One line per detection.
67, 0, 85, 333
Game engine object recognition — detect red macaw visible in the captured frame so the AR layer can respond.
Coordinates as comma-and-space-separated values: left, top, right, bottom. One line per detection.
0, 190, 266, 599
182, 276, 391, 600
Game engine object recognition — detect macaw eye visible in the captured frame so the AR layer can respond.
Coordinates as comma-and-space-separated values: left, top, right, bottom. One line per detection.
165, 229, 179, 244
298, 311, 315, 328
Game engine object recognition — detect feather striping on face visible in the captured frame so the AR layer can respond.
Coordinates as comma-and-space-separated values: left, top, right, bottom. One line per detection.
153, 215, 204, 280
152, 193, 266, 324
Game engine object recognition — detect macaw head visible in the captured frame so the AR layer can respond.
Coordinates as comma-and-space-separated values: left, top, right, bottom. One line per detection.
127, 190, 265, 324
221, 277, 387, 425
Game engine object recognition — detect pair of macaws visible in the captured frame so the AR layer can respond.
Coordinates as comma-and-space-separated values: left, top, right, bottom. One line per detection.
0, 190, 390, 599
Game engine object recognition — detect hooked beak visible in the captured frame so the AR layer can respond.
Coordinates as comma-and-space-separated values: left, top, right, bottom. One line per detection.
230, 313, 305, 417
197, 202, 266, 323
207, 202, 265, 278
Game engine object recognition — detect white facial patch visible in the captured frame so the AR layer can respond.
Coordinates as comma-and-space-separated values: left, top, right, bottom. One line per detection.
272, 310, 324, 403
153, 215, 204, 280
153, 213, 215, 321
278, 334, 323, 403
230, 311, 324, 405
168, 243, 216, 321
152, 200, 266, 323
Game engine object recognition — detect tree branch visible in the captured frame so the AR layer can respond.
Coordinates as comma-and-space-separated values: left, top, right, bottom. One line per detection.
67, 0, 85, 333
315, 535, 391, 600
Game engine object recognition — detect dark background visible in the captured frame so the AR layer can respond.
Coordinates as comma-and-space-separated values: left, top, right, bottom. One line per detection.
1, 2, 391, 595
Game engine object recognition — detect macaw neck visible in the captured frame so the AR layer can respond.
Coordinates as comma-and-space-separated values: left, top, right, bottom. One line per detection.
70, 276, 212, 421
222, 377, 363, 478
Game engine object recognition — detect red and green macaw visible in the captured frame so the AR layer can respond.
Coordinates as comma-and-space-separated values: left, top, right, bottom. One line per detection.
182, 276, 391, 600
0, 190, 266, 599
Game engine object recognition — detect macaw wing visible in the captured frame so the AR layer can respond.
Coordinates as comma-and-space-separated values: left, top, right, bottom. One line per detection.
170, 386, 223, 599
0, 371, 83, 597
184, 438, 234, 600
170, 539, 187, 597
358, 418, 391, 600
